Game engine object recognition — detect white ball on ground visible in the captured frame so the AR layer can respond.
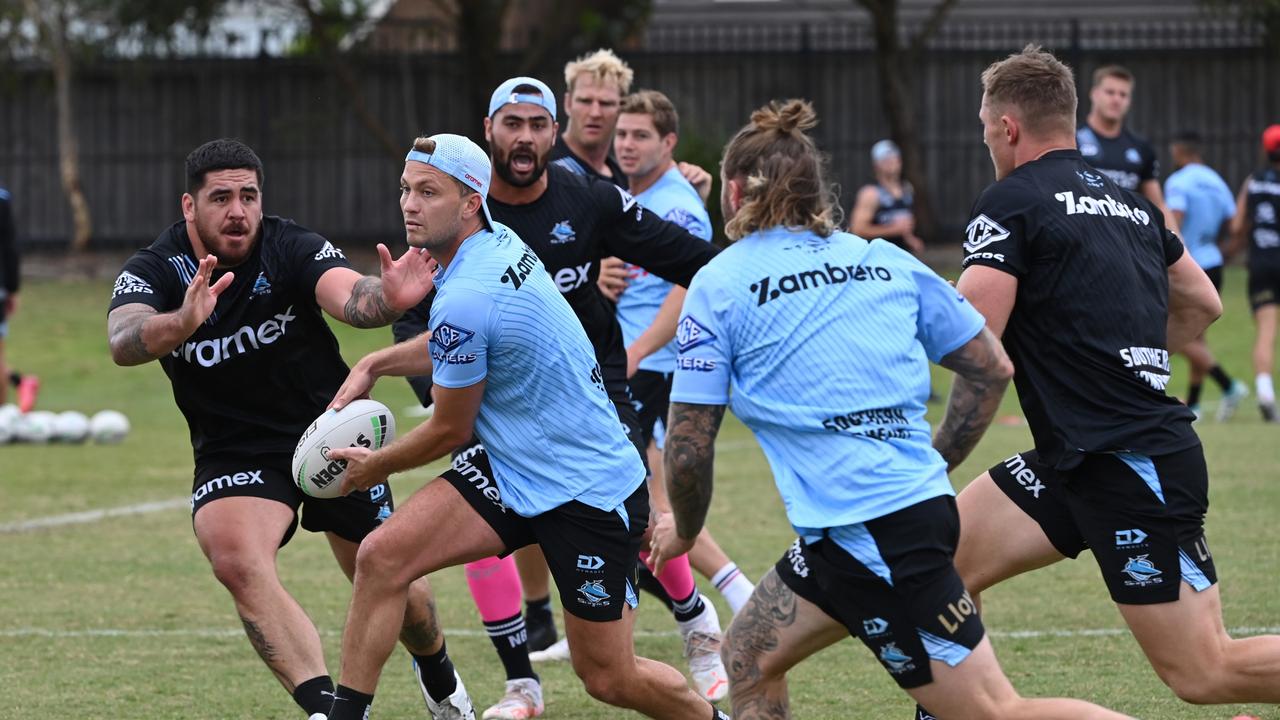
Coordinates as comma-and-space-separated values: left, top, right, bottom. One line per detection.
0, 406, 15, 444
54, 411, 91, 443
15, 411, 57, 443
292, 399, 397, 499
89, 410, 131, 444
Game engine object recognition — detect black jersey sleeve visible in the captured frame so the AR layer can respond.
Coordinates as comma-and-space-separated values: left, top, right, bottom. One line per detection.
961, 180, 1034, 276
0, 192, 18, 294
594, 180, 719, 287
280, 225, 354, 295
1161, 228, 1186, 266
392, 291, 435, 407
1141, 142, 1159, 184
109, 251, 181, 313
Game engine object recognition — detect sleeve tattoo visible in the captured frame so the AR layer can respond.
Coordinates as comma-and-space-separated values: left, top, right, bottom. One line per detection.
107, 305, 160, 366
343, 276, 401, 328
663, 402, 727, 540
933, 328, 1012, 471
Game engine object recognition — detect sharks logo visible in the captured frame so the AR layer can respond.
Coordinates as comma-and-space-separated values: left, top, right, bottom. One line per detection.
577, 580, 611, 607
1125, 147, 1142, 165
1121, 554, 1163, 586
1077, 170, 1106, 188
549, 220, 576, 244
878, 642, 915, 673
375, 503, 392, 523
251, 271, 272, 297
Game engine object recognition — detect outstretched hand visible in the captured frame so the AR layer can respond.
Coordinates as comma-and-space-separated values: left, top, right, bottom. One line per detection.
379, 244, 437, 312
180, 255, 234, 332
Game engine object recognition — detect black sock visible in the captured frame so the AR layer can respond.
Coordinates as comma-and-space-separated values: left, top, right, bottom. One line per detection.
328, 684, 374, 720
635, 562, 675, 610
485, 611, 538, 681
412, 640, 458, 703
1187, 382, 1204, 406
1209, 365, 1234, 391
525, 595, 552, 624
8, 372, 19, 387
671, 586, 706, 624
292, 675, 335, 716
915, 705, 937, 720
713, 706, 732, 720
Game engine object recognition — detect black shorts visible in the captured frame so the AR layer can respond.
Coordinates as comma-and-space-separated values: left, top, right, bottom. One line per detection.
1205, 265, 1223, 293
629, 370, 673, 449
988, 446, 1217, 604
190, 454, 394, 547
1248, 264, 1280, 311
442, 441, 649, 622
775, 496, 985, 689
614, 397, 650, 474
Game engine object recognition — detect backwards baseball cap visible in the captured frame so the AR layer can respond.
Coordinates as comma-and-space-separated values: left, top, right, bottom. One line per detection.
871, 139, 900, 163
1264, 124, 1280, 154
488, 76, 557, 120
404, 133, 494, 229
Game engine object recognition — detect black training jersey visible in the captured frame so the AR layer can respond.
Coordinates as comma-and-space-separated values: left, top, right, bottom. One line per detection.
870, 181, 914, 250
1244, 167, 1280, 270
1077, 124, 1159, 192
109, 217, 352, 461
395, 164, 718, 405
550, 141, 629, 189
962, 149, 1196, 469
0, 188, 17, 295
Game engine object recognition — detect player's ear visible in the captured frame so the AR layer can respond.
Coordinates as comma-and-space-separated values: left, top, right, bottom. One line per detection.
181, 193, 196, 222
726, 177, 744, 213
663, 133, 677, 154
483, 116, 493, 143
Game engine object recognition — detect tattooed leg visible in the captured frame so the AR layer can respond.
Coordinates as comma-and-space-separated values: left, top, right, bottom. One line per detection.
724, 568, 846, 720
399, 578, 444, 655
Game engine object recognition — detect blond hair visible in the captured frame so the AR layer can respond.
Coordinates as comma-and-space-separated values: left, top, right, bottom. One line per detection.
564, 48, 634, 96
721, 99, 839, 241
620, 90, 679, 137
981, 45, 1077, 138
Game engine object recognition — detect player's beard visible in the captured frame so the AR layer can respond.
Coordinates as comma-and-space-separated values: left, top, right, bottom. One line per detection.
194, 212, 258, 267
409, 212, 464, 254
492, 142, 550, 188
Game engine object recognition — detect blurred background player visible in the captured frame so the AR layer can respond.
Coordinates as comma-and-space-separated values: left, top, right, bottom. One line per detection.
1230, 124, 1280, 422
611, 89, 756, 612
649, 98, 1128, 720
1164, 130, 1247, 420
551, 49, 628, 185
1077, 64, 1177, 231
105, 140, 462, 720
0, 184, 38, 412
849, 139, 925, 256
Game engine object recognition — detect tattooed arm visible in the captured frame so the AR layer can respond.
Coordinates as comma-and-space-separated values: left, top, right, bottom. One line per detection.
663, 401, 727, 540
315, 244, 436, 329
933, 326, 1013, 471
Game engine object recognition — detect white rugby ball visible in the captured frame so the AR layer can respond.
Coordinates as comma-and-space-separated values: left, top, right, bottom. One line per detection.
15, 410, 56, 443
90, 410, 131, 444
54, 411, 91, 443
292, 399, 396, 499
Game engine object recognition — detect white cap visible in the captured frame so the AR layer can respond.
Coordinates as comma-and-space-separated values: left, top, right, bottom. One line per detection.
405, 133, 494, 229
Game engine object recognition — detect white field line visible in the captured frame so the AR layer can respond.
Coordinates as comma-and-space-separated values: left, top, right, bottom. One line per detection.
6, 626, 1280, 641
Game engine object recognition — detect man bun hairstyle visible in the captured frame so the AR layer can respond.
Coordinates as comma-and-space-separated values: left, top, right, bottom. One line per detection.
721, 99, 839, 241
981, 44, 1077, 138
186, 139, 264, 193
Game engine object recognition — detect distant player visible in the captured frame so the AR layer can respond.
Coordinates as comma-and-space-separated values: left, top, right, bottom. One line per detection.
1077, 64, 1177, 231
0, 185, 37, 412
849, 139, 925, 255
106, 140, 465, 720
1230, 124, 1280, 422
950, 46, 1280, 716
611, 88, 757, 617
648, 98, 1128, 720
1164, 131, 1246, 420
320, 132, 729, 720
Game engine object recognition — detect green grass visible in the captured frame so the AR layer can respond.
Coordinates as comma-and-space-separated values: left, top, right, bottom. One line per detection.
1, 269, 1278, 719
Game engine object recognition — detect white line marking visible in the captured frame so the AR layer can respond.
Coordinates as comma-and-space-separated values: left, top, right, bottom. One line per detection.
0, 498, 189, 533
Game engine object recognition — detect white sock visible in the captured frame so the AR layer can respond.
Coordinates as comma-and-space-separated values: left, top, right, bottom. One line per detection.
710, 562, 755, 614
1257, 373, 1275, 405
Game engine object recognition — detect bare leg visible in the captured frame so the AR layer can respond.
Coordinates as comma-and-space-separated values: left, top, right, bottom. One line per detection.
1120, 581, 1280, 703
514, 544, 551, 601
564, 606, 713, 718
1254, 305, 1277, 377
193, 496, 326, 691
328, 534, 443, 656
337, 479, 506, 693
1181, 335, 1214, 388
0, 336, 8, 406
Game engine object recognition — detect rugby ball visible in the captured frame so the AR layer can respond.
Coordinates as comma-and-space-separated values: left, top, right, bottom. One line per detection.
54, 411, 91, 443
292, 399, 396, 499
15, 410, 56, 443
89, 410, 131, 444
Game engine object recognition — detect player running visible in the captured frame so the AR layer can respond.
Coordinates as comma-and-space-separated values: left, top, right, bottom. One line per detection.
1230, 124, 1280, 422
320, 132, 730, 720
647, 97, 1129, 720
106, 140, 462, 719
948, 46, 1280, 717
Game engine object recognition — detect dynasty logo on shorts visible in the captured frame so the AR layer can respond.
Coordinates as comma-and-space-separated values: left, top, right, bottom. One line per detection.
577, 579, 611, 607
878, 642, 916, 675
576, 554, 605, 572
1121, 554, 1164, 587
862, 617, 890, 637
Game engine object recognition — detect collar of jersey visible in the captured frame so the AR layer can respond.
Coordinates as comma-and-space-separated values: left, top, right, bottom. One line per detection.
738, 226, 816, 245
435, 226, 492, 288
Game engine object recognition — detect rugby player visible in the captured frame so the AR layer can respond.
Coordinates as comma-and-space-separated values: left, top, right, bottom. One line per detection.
1164, 131, 1246, 420
647, 98, 1129, 720
321, 132, 730, 720
106, 140, 464, 719
849, 139, 925, 255
1229, 124, 1280, 422
948, 46, 1280, 716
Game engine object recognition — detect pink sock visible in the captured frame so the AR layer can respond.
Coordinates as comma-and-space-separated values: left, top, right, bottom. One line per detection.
639, 550, 697, 601
464, 555, 522, 623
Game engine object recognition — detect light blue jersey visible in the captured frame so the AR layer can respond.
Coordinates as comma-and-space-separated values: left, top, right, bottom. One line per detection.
430, 223, 646, 517
670, 227, 985, 530
1164, 163, 1235, 270
616, 166, 713, 373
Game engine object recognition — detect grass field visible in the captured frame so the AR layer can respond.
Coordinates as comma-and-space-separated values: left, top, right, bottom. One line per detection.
2, 268, 1279, 719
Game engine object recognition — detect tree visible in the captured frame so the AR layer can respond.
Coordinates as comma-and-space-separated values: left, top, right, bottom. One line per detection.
0, 1, 227, 250
854, 0, 958, 243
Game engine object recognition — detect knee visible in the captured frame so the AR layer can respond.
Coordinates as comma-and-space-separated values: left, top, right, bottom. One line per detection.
207, 550, 269, 597
575, 664, 629, 706
353, 530, 410, 588
1160, 669, 1224, 705
722, 622, 783, 688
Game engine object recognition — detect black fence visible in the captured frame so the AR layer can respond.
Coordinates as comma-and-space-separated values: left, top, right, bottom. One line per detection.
1, 18, 1276, 248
